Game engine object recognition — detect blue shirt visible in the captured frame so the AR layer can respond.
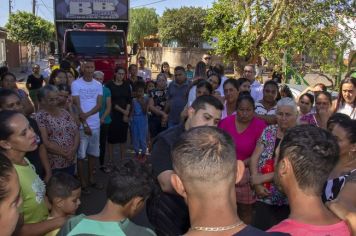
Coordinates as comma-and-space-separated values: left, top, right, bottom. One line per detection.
99, 86, 112, 124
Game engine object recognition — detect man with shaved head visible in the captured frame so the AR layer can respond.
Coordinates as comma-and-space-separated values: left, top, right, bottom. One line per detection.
171, 126, 288, 236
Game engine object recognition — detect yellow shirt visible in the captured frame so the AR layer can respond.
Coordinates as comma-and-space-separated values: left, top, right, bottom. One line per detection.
14, 158, 48, 224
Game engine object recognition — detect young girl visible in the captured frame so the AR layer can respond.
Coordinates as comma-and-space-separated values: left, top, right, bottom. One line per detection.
145, 80, 156, 97
49, 69, 68, 86
131, 81, 149, 161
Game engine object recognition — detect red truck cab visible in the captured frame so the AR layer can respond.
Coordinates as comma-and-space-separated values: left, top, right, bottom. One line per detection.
54, 0, 132, 82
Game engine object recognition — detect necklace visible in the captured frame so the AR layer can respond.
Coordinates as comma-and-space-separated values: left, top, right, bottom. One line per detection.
191, 221, 244, 232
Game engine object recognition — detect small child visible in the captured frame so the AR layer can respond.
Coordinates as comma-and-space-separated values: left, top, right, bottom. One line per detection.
131, 81, 149, 161
57, 159, 156, 236
45, 172, 81, 236
185, 64, 194, 81
145, 80, 156, 96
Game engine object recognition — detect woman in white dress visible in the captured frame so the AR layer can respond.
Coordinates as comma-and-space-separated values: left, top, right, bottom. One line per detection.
334, 77, 356, 119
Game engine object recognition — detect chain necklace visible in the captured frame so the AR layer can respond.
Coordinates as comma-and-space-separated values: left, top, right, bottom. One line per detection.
191, 221, 244, 232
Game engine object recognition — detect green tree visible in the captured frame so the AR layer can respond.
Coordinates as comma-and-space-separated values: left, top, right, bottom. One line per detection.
6, 11, 54, 63
158, 7, 207, 47
204, 0, 354, 79
128, 8, 159, 46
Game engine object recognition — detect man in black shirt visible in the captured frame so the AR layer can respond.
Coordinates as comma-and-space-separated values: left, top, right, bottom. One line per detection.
170, 127, 289, 236
147, 95, 224, 236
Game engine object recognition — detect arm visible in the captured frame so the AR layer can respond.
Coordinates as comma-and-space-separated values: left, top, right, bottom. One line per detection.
100, 96, 111, 124
255, 114, 277, 125
326, 182, 356, 220
21, 96, 35, 116
25, 78, 31, 90
151, 137, 176, 193
68, 129, 80, 160
137, 97, 148, 113
14, 215, 66, 236
249, 141, 270, 197
72, 96, 83, 114
148, 97, 167, 117
80, 95, 102, 120
38, 144, 52, 183
249, 142, 264, 177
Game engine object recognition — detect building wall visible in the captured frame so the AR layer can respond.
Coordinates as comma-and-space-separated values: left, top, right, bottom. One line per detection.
140, 47, 229, 72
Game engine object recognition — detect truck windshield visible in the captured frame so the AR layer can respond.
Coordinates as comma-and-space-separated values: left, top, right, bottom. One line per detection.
66, 31, 126, 56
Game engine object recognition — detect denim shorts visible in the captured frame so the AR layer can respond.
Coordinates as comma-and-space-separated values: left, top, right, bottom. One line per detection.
77, 128, 100, 159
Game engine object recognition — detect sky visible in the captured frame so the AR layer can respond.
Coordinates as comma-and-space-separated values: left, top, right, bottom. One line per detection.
0, 0, 214, 27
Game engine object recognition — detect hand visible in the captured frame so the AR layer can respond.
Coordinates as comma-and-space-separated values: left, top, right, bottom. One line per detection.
251, 174, 266, 185
54, 215, 69, 228
123, 110, 130, 116
100, 117, 105, 124
84, 126, 92, 136
79, 112, 89, 121
162, 113, 168, 122
254, 184, 270, 198
44, 172, 52, 183
123, 115, 129, 123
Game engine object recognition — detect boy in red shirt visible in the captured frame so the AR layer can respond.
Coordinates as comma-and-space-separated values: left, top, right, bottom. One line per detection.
268, 125, 351, 236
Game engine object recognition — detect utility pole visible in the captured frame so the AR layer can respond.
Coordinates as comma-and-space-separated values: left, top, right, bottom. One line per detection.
9, 0, 12, 15
32, 0, 36, 15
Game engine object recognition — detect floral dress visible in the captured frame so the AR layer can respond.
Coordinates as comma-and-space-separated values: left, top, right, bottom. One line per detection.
257, 124, 288, 206
35, 109, 78, 169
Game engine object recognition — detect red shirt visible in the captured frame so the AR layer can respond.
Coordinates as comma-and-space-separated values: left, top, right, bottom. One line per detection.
268, 219, 351, 236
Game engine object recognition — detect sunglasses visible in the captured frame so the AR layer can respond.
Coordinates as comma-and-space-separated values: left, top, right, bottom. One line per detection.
204, 57, 211, 60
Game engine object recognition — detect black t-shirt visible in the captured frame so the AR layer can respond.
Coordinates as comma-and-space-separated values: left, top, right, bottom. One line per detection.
106, 81, 132, 118
151, 123, 185, 176
26, 74, 44, 90
233, 225, 290, 235
147, 124, 190, 235
26, 117, 44, 178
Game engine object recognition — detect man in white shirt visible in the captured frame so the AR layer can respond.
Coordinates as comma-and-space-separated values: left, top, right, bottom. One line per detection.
72, 60, 102, 194
137, 56, 152, 81
244, 64, 263, 102
42, 56, 56, 84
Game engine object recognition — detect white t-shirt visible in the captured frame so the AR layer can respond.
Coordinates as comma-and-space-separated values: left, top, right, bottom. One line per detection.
217, 75, 228, 97
71, 77, 103, 129
138, 68, 152, 81
187, 85, 197, 106
41, 67, 52, 81
337, 103, 356, 119
250, 80, 263, 102
255, 101, 277, 115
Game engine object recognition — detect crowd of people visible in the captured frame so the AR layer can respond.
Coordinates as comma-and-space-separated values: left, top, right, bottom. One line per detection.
0, 52, 355, 236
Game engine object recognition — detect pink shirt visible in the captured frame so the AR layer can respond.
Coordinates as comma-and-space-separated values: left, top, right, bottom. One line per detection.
219, 115, 266, 161
268, 219, 351, 236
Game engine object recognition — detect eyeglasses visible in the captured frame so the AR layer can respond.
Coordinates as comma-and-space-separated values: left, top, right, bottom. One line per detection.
244, 70, 253, 73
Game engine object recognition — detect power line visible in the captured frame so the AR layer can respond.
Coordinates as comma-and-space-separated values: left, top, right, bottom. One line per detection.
131, 0, 167, 8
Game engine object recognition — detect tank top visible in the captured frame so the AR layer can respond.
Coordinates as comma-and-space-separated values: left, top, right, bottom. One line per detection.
322, 169, 356, 202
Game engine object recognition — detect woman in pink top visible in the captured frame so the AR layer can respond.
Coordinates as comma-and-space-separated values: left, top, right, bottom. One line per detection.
219, 91, 267, 225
